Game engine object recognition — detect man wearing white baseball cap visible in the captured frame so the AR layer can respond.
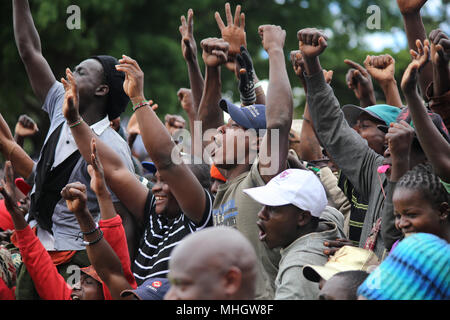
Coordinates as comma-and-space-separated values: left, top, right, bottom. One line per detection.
244, 169, 346, 300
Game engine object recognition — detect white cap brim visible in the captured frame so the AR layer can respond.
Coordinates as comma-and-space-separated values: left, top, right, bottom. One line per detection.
243, 185, 291, 207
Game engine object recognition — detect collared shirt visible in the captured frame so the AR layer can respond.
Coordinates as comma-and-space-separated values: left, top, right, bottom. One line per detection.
31, 81, 135, 251
53, 117, 110, 169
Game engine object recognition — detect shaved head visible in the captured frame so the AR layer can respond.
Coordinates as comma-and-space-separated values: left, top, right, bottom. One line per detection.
165, 227, 257, 300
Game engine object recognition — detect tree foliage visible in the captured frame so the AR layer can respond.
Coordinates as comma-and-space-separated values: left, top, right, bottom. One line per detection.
0, 0, 447, 158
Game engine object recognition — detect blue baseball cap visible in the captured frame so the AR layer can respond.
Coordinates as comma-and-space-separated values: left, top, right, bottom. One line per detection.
219, 99, 266, 130
120, 278, 170, 300
141, 161, 157, 174
342, 104, 402, 127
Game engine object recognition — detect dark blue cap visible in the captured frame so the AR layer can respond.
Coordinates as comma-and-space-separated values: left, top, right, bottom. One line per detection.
141, 161, 157, 174
120, 278, 170, 300
219, 99, 266, 130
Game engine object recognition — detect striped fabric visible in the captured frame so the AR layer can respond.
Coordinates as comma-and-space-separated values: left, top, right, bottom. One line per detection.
132, 189, 213, 285
338, 174, 368, 246
358, 233, 450, 300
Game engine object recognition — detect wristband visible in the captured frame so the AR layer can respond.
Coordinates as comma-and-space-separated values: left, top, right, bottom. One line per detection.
254, 82, 262, 89
82, 222, 99, 236
68, 118, 84, 129
83, 229, 104, 246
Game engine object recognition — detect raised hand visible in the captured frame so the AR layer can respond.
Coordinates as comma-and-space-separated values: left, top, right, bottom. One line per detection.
87, 139, 109, 198
401, 39, 430, 95
61, 182, 88, 214
297, 28, 328, 59
115, 55, 145, 103
179, 9, 198, 63
0, 161, 21, 216
236, 46, 256, 105
364, 54, 396, 84
14, 115, 39, 138
177, 88, 195, 116
344, 59, 376, 107
290, 50, 306, 81
126, 113, 140, 136
429, 29, 450, 65
396, 0, 428, 15
61, 68, 80, 123
215, 2, 246, 72
258, 25, 286, 53
200, 38, 229, 68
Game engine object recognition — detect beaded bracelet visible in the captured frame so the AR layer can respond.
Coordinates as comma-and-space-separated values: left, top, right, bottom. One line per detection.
133, 100, 150, 113
68, 118, 84, 129
82, 222, 99, 236
83, 229, 104, 246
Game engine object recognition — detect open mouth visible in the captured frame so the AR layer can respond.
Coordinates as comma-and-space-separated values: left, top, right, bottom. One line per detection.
71, 294, 80, 300
256, 220, 267, 242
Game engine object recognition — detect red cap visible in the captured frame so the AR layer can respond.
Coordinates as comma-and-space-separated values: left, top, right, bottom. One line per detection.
210, 164, 226, 182
14, 178, 31, 196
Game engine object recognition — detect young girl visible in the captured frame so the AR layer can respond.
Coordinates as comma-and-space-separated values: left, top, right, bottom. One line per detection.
391, 163, 450, 251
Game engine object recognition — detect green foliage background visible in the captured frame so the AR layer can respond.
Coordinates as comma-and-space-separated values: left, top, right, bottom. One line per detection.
0, 0, 448, 158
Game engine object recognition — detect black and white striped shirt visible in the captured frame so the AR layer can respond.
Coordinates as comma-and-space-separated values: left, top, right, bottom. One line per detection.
132, 189, 213, 285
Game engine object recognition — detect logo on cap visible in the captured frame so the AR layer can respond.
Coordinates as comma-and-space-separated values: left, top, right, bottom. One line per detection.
152, 281, 162, 288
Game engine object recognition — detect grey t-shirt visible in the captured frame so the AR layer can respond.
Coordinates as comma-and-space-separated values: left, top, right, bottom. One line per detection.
213, 159, 281, 300
31, 81, 135, 251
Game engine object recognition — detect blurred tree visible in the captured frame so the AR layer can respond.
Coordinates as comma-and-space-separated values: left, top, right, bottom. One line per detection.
0, 0, 447, 160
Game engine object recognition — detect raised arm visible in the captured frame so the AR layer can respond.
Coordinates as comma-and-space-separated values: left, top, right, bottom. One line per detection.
257, 25, 293, 182
0, 163, 72, 300
290, 50, 331, 161
197, 38, 228, 136
344, 59, 377, 108
179, 9, 204, 110
61, 69, 149, 224
401, 39, 450, 182
116, 56, 207, 225
0, 113, 34, 179
13, 0, 56, 103
396, 0, 433, 99
14, 114, 39, 148
428, 29, 450, 128
61, 182, 134, 300
298, 28, 382, 197
364, 54, 404, 109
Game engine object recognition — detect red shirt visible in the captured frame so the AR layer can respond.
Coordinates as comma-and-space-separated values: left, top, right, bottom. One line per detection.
0, 200, 14, 231
15, 215, 137, 300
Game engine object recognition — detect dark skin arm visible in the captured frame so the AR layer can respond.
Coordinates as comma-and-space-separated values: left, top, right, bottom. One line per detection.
364, 54, 404, 109
257, 25, 293, 183
396, 0, 433, 99
14, 114, 39, 148
0, 162, 27, 231
290, 50, 332, 161
179, 9, 204, 110
116, 56, 207, 225
61, 182, 133, 300
197, 38, 228, 151
13, 0, 56, 103
344, 59, 377, 108
429, 29, 450, 97
0, 113, 34, 179
61, 69, 150, 225
401, 39, 450, 182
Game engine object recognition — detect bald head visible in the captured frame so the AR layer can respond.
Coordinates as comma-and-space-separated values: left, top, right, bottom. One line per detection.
165, 227, 257, 300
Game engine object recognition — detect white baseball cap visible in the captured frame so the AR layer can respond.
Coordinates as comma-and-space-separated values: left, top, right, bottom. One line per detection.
243, 169, 327, 217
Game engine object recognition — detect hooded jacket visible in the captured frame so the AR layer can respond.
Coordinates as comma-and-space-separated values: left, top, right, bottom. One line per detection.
274, 206, 345, 300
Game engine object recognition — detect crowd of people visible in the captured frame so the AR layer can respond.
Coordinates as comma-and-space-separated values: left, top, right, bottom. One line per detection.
0, 0, 449, 301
